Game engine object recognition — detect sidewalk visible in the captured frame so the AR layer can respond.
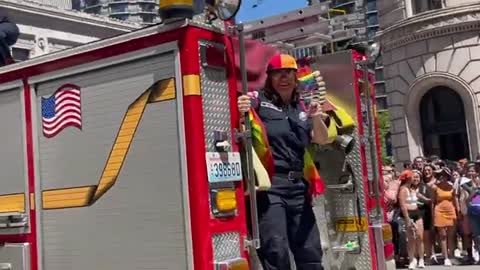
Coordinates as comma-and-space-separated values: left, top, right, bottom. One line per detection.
399, 265, 479, 270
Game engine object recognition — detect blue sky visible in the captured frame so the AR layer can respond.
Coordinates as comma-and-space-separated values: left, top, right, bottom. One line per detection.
235, 0, 308, 23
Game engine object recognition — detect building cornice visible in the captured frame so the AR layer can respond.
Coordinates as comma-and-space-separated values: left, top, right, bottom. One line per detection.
378, 3, 480, 51
1, 0, 142, 31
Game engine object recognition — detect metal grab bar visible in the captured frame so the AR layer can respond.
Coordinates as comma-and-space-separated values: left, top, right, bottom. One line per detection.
235, 23, 260, 250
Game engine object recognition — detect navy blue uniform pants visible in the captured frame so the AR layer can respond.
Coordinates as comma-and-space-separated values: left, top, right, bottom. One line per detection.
255, 192, 324, 270
0, 21, 19, 66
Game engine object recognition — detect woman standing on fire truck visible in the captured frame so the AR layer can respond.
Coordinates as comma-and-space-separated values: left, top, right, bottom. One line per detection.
237, 53, 330, 270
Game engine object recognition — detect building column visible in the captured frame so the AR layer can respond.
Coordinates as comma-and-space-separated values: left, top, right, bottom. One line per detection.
405, 0, 413, 17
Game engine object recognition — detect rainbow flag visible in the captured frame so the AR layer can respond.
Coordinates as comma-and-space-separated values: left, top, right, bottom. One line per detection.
297, 73, 318, 106
249, 108, 325, 196
298, 73, 318, 92
249, 108, 275, 179
304, 145, 325, 196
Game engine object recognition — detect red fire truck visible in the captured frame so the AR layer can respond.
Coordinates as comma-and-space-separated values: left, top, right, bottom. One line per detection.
0, 1, 393, 270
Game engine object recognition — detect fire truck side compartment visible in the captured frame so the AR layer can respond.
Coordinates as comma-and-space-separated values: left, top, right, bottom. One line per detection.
0, 89, 25, 196
0, 243, 30, 270
32, 47, 191, 270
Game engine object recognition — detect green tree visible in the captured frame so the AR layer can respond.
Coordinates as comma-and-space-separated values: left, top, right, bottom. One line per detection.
377, 111, 392, 165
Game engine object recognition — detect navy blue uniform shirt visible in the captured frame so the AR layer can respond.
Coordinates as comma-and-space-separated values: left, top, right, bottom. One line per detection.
251, 90, 313, 196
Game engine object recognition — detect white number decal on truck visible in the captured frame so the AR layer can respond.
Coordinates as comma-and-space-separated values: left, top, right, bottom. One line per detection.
206, 152, 243, 183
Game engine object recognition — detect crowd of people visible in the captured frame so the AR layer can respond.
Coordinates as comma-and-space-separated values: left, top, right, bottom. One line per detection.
383, 156, 480, 269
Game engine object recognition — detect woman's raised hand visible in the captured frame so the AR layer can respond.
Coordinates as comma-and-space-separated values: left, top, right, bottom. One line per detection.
238, 95, 251, 114
308, 100, 329, 121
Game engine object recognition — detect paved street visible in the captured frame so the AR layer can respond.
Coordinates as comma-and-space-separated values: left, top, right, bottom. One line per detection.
394, 254, 480, 270
396, 255, 480, 270
397, 265, 479, 270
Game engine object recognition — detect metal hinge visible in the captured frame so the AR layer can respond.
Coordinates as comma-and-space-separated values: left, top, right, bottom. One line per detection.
243, 237, 260, 251
0, 213, 28, 229
369, 209, 383, 223
359, 135, 369, 146
0, 263, 11, 270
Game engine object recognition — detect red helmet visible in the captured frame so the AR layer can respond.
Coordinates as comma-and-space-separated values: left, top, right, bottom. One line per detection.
267, 54, 298, 72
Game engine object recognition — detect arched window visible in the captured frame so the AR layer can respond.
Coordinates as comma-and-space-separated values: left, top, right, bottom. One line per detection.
419, 86, 469, 161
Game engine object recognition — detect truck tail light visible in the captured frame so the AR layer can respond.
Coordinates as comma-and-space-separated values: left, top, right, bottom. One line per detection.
215, 189, 237, 212
382, 223, 393, 243
211, 188, 237, 216
382, 223, 395, 260
384, 242, 395, 261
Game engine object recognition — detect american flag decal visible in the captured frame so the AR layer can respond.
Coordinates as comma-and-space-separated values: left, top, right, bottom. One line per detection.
41, 84, 82, 138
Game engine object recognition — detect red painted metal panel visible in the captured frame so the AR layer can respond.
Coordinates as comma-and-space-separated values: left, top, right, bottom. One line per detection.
0, 80, 40, 270
23, 80, 39, 270
180, 26, 250, 270
179, 27, 213, 270
351, 51, 378, 270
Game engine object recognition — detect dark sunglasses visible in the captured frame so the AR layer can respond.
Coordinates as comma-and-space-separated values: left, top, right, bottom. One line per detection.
269, 69, 296, 77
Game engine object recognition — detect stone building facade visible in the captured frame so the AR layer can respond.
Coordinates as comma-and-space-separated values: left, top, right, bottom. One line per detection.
377, 0, 480, 165
1, 0, 140, 61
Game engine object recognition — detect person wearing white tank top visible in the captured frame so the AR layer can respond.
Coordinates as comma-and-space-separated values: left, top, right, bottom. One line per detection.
399, 170, 425, 269
405, 189, 418, 207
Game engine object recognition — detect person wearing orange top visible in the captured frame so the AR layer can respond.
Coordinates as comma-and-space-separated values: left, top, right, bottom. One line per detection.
432, 167, 458, 266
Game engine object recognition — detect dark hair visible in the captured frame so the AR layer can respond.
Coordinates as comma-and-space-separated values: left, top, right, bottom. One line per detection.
435, 160, 446, 168
414, 156, 424, 162
412, 169, 422, 179
403, 161, 412, 169
411, 170, 422, 187
427, 155, 439, 163
452, 167, 462, 174
466, 163, 477, 173
263, 72, 300, 107
422, 163, 436, 179
437, 170, 453, 183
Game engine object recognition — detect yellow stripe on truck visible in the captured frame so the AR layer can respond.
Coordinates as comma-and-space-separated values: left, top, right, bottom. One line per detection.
43, 187, 96, 209
149, 78, 176, 102
183, 74, 201, 96
0, 194, 25, 213
0, 78, 176, 212
93, 89, 151, 201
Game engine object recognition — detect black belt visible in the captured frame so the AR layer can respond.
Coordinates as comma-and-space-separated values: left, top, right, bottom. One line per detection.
276, 171, 304, 181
